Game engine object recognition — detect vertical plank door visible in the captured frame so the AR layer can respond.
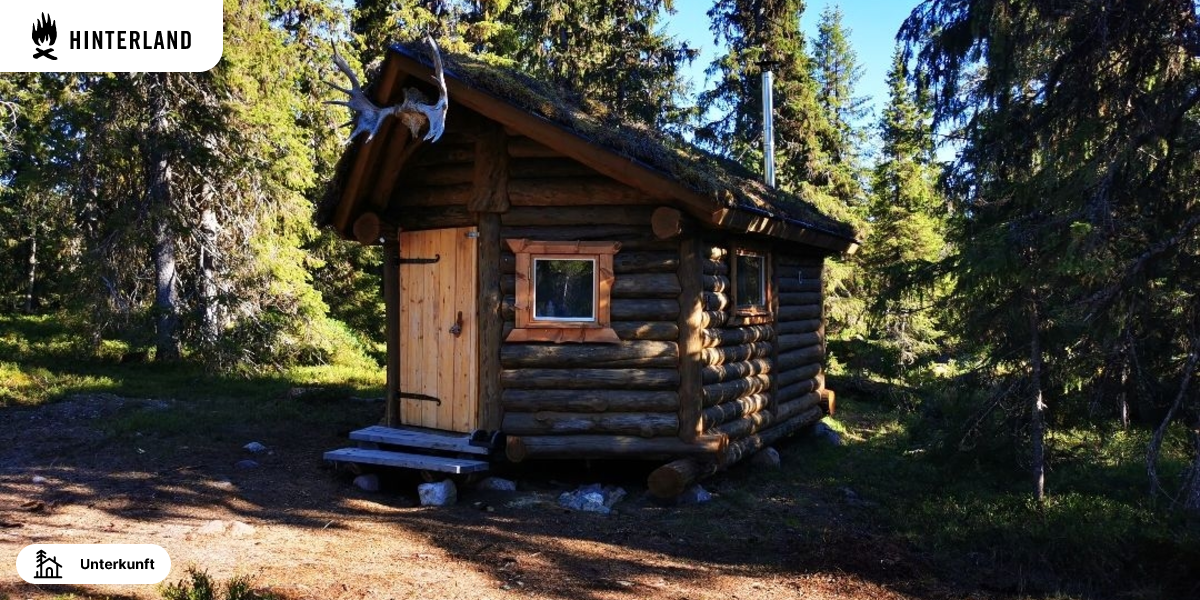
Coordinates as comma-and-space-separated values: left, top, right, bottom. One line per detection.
398, 227, 478, 432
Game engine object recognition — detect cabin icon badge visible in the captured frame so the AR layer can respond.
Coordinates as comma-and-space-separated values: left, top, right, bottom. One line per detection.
32, 13, 58, 60
33, 548, 64, 579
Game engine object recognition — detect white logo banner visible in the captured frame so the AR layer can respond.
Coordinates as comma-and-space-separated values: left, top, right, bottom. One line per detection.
16, 544, 172, 585
0, 1, 222, 72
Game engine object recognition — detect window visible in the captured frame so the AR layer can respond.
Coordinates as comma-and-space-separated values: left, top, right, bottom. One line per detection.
506, 239, 621, 343
731, 249, 771, 321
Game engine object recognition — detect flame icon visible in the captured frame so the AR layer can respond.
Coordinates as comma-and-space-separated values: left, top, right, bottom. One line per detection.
32, 13, 57, 60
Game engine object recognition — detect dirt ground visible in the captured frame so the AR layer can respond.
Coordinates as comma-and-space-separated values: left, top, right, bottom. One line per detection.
1, 394, 983, 600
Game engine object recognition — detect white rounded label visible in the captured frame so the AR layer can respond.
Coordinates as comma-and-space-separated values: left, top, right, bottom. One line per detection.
16, 544, 171, 584
0, 1, 223, 72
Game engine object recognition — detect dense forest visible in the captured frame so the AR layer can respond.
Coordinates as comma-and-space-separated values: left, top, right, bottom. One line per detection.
2, 0, 1199, 520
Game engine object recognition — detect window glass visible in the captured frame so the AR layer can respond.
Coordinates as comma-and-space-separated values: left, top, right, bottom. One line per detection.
533, 258, 596, 321
736, 253, 765, 308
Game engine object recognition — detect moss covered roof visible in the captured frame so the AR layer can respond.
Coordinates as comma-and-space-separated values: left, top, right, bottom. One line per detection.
320, 43, 859, 246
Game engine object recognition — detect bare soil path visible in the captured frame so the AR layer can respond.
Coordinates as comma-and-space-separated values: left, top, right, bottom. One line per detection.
1, 394, 980, 600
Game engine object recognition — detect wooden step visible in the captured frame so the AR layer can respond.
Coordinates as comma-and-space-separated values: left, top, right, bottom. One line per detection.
349, 425, 490, 455
324, 447, 490, 474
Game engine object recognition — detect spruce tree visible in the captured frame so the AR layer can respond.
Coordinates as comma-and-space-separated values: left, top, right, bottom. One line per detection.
903, 0, 1200, 506
863, 49, 947, 372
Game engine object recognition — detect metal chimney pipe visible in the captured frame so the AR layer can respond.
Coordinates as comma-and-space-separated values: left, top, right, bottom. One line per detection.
762, 68, 776, 187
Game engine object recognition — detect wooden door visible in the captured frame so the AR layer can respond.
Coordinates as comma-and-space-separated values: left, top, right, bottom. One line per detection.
399, 227, 478, 432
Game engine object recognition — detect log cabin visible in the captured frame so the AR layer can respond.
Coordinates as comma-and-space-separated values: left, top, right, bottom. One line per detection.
319, 43, 860, 497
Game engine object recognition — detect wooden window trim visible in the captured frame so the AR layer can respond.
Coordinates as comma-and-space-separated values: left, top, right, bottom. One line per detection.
730, 247, 772, 325
506, 238, 621, 344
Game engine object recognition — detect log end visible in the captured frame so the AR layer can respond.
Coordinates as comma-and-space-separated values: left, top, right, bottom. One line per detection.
820, 389, 836, 416
651, 206, 685, 240
648, 458, 701, 499
506, 436, 529, 463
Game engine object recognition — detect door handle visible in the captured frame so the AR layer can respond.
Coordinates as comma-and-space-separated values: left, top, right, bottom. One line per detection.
449, 311, 463, 337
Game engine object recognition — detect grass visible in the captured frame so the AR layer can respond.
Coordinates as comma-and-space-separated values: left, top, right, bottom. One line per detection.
786, 396, 1200, 598
160, 569, 278, 600
0, 313, 384, 409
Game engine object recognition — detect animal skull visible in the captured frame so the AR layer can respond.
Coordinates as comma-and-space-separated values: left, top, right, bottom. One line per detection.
327, 35, 448, 144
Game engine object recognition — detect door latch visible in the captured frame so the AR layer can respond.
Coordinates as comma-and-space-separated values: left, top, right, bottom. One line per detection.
449, 311, 463, 337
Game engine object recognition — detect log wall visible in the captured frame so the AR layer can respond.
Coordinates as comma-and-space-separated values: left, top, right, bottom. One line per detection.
698, 242, 828, 454
497, 201, 684, 442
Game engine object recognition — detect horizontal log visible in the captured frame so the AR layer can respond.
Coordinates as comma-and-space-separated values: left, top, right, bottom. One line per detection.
699, 311, 728, 328
398, 183, 473, 206
648, 458, 718, 499
701, 342, 774, 366
703, 245, 728, 260
501, 389, 679, 412
721, 406, 824, 465
701, 359, 772, 385
776, 363, 822, 388
506, 433, 725, 462
702, 393, 771, 429
411, 142, 474, 165
506, 136, 564, 159
501, 341, 678, 369
776, 332, 822, 352
611, 321, 679, 341
500, 205, 654, 227
702, 258, 729, 275
775, 255, 824, 268
392, 205, 476, 231
501, 321, 678, 341
702, 375, 771, 407
501, 272, 679, 298
701, 325, 775, 349
501, 250, 675, 276
500, 224, 647, 243
778, 292, 823, 306
501, 368, 679, 390
776, 378, 822, 404
616, 251, 680, 273
778, 279, 822, 293
778, 345, 824, 371
774, 266, 823, 281
614, 273, 681, 298
702, 274, 731, 293
778, 305, 822, 321
776, 319, 822, 335
405, 164, 473, 186
711, 392, 820, 441
509, 158, 602, 179
509, 178, 669, 206
502, 297, 678, 322
503, 411, 678, 437
703, 291, 730, 312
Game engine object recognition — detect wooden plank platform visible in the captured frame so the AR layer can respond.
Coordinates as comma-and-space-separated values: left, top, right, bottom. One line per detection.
324, 447, 490, 474
349, 425, 490, 455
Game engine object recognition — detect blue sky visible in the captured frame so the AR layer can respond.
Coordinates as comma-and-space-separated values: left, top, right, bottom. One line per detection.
664, 1, 922, 125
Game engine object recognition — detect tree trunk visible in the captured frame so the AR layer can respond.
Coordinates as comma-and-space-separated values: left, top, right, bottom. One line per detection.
198, 206, 220, 347
147, 73, 180, 362
1184, 428, 1200, 514
24, 223, 37, 313
1029, 297, 1046, 503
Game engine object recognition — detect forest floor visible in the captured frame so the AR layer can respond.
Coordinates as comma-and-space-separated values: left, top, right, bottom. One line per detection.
5, 386, 1193, 600
0, 390, 1014, 600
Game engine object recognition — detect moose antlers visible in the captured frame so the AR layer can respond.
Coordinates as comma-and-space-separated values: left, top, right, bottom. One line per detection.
327, 35, 448, 144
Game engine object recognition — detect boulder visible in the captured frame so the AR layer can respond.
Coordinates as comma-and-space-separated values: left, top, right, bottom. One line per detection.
476, 477, 517, 492
812, 421, 844, 446
749, 447, 782, 469
234, 459, 259, 469
243, 441, 267, 453
677, 484, 712, 505
353, 474, 380, 492
418, 479, 458, 506
558, 484, 626, 514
